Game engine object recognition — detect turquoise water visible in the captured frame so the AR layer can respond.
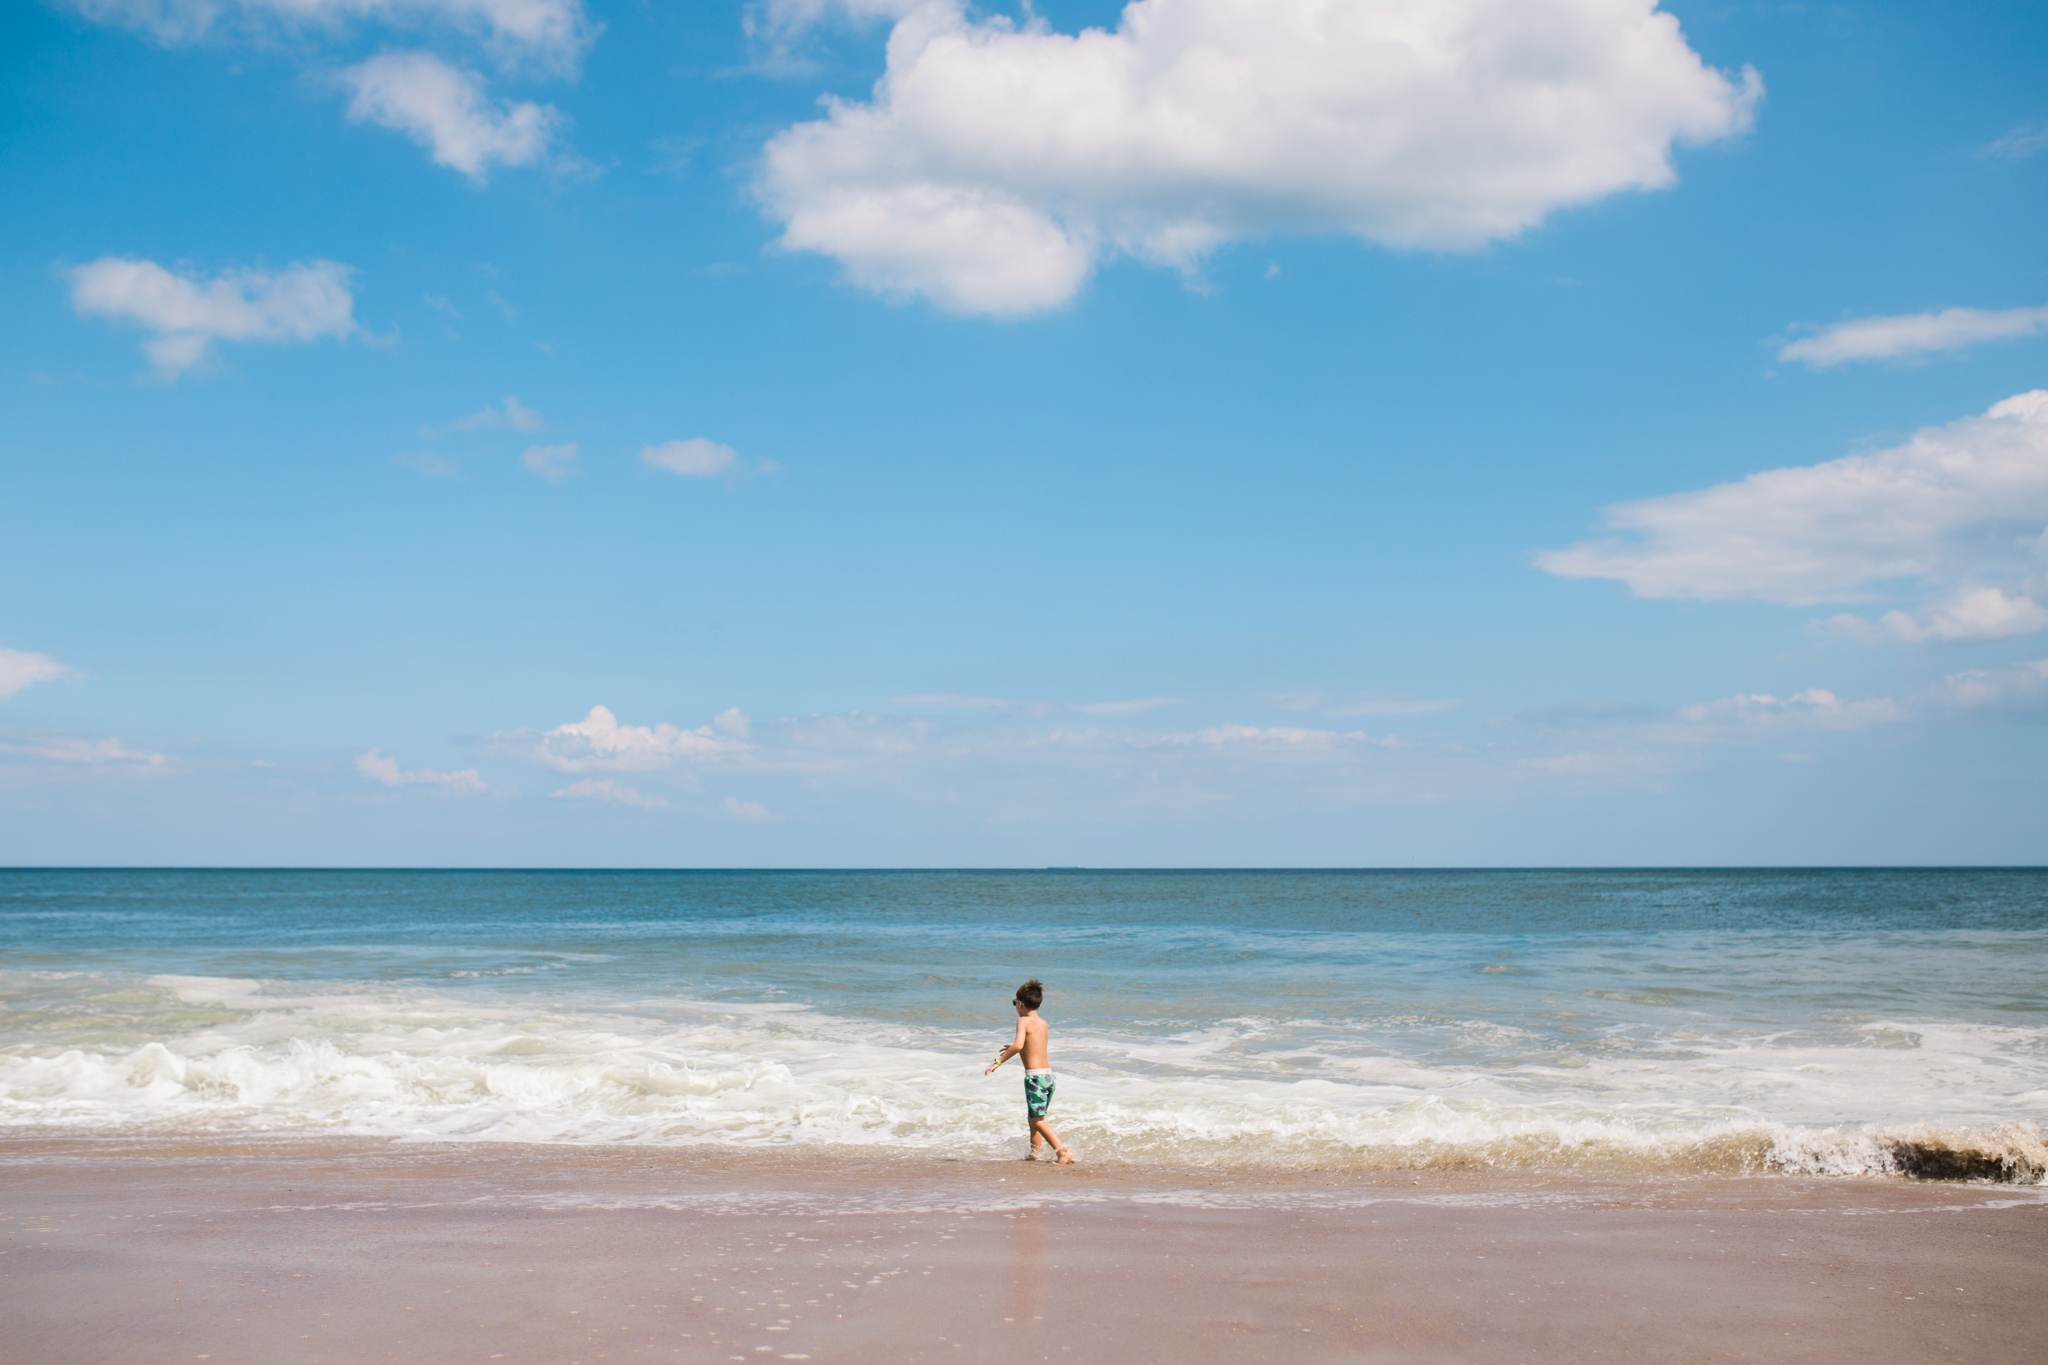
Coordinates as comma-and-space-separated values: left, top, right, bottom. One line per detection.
3, 869, 2044, 1175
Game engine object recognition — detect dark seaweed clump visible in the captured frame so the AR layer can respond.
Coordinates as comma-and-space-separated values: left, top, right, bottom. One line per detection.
1884, 1127, 2046, 1183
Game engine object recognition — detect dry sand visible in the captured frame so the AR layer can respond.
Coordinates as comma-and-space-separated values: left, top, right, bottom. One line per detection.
3, 1135, 2043, 1364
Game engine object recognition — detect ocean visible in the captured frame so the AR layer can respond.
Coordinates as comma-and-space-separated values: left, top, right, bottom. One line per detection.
2, 868, 2044, 1179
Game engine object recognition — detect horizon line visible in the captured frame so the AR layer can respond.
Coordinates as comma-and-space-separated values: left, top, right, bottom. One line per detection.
3, 865, 2044, 875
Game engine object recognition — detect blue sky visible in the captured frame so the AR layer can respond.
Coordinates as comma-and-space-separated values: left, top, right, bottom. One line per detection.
3, 0, 2046, 866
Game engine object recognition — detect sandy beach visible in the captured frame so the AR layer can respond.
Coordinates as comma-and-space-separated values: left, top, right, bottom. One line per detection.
4, 1135, 2042, 1365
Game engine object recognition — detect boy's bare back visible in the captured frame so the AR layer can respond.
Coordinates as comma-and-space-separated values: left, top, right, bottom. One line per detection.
1011, 1011, 1050, 1070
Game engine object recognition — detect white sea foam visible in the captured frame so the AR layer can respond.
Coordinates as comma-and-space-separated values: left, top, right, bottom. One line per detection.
1, 972, 2042, 1180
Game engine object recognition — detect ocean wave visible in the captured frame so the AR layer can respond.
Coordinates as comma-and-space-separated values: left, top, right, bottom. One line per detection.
1766, 1122, 2048, 1183
1, 974, 2043, 1181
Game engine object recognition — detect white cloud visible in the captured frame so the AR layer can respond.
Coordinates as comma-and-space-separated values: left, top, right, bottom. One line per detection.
1069, 696, 1179, 716
1981, 121, 2048, 162
1674, 688, 1906, 735
778, 710, 935, 766
522, 442, 578, 480
1500, 684, 1905, 783
1778, 305, 2048, 368
724, 796, 775, 821
399, 450, 463, 476
1517, 749, 1671, 779
341, 51, 562, 180
451, 394, 545, 430
355, 747, 485, 790
753, 0, 923, 42
0, 735, 166, 766
533, 705, 750, 772
1537, 389, 2048, 639
897, 693, 1027, 710
71, 0, 589, 175
896, 693, 1176, 717
66, 257, 357, 376
1939, 658, 2048, 712
70, 0, 592, 69
1142, 723, 1396, 749
1875, 587, 2048, 644
642, 438, 739, 477
758, 0, 1759, 314
478, 681, 1934, 815
1329, 698, 1459, 717
1510, 685, 1909, 759
0, 650, 74, 699
552, 778, 668, 809
1271, 689, 1464, 717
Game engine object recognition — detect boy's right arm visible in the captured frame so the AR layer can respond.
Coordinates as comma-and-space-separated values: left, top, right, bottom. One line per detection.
984, 1018, 1029, 1075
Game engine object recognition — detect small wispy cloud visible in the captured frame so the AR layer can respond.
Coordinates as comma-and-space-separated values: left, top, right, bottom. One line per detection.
724, 796, 775, 821
1939, 658, 2048, 713
896, 693, 1177, 718
449, 395, 545, 432
1673, 688, 1907, 736
525, 705, 751, 773
1140, 724, 1398, 751
1980, 121, 2048, 161
72, 0, 596, 69
522, 442, 579, 480
1517, 749, 1672, 780
355, 748, 484, 791
896, 693, 1020, 711
1270, 689, 1460, 717
1505, 685, 1910, 776
642, 438, 739, 477
71, 0, 594, 179
1328, 696, 1460, 717
649, 132, 705, 177
552, 778, 667, 809
398, 451, 463, 478
0, 735, 166, 767
1818, 586, 2048, 645
1069, 696, 1179, 717
341, 52, 565, 182
66, 257, 357, 376
0, 649, 74, 699
1777, 304, 2048, 368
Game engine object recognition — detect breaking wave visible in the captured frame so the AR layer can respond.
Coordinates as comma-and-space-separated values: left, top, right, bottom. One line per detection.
3, 973, 2043, 1181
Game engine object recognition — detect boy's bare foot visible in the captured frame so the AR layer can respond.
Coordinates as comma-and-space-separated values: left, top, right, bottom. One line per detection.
1054, 1146, 1076, 1164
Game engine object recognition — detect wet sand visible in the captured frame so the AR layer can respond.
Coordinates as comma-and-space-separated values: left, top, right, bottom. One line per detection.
3, 1136, 2043, 1364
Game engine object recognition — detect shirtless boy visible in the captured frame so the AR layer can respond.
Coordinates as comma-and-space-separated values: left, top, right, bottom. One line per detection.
985, 978, 1075, 1163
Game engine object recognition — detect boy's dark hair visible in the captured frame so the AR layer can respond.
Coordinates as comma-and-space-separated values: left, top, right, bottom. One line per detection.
1014, 979, 1044, 1011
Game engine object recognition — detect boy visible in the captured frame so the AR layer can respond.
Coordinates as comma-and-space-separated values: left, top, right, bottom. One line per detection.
985, 978, 1075, 1163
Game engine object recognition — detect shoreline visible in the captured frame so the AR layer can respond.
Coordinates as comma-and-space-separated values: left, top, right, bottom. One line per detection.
5, 1121, 2044, 1184
7, 1135, 2044, 1363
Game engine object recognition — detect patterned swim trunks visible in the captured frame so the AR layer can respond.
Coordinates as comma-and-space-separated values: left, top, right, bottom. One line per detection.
1024, 1069, 1055, 1118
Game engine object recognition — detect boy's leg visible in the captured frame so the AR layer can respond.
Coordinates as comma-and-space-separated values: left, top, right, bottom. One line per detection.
1030, 1117, 1074, 1163
1023, 1071, 1052, 1159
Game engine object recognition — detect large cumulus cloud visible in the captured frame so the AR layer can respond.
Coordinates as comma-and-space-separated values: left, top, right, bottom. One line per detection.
759, 0, 1759, 313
